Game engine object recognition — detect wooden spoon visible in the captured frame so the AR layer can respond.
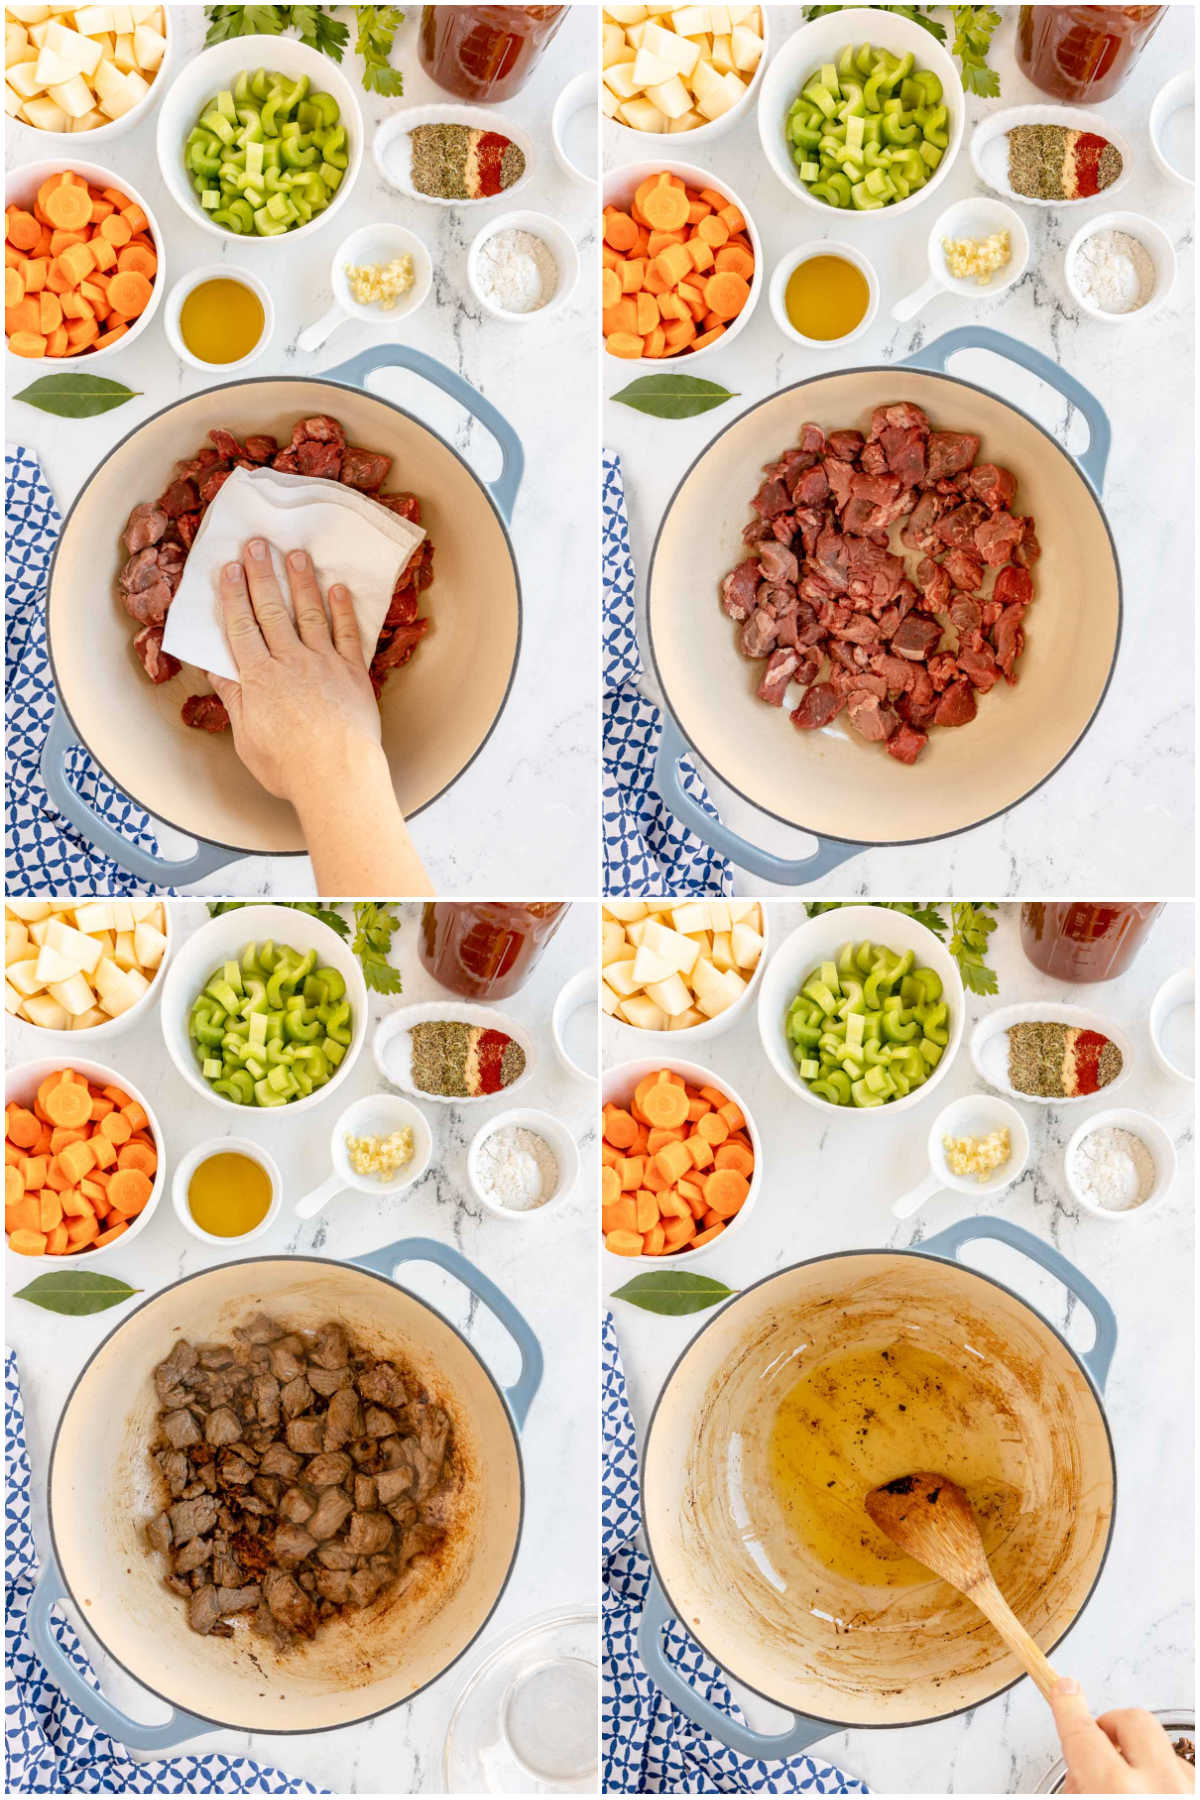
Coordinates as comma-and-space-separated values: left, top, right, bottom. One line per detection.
865, 1472, 1060, 1702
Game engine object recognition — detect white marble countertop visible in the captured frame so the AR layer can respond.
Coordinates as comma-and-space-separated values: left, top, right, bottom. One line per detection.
5, 899, 598, 1793
603, 6, 1195, 897
6, 7, 598, 897
604, 902, 1194, 1794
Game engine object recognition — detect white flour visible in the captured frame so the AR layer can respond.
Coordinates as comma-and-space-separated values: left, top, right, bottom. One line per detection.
475, 1124, 559, 1211
1069, 1124, 1156, 1211
475, 228, 559, 314
1072, 228, 1156, 314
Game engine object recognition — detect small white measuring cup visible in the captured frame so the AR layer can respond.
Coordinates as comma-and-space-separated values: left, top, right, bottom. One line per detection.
892, 195, 1029, 323
296, 222, 433, 354
295, 1091, 433, 1219
892, 1092, 1029, 1219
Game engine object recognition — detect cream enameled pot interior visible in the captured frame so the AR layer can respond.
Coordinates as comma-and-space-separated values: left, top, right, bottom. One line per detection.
649, 368, 1119, 845
643, 1252, 1113, 1726
49, 379, 519, 855
48, 1258, 522, 1734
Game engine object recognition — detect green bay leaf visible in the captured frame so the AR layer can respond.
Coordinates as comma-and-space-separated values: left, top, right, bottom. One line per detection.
610, 374, 738, 421
14, 1271, 141, 1316
15, 374, 140, 420
610, 1271, 736, 1316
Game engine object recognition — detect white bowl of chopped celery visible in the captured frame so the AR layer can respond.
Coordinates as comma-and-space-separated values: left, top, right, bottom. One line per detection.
756, 904, 965, 1116
154, 33, 362, 244
160, 905, 368, 1116
757, 8, 964, 219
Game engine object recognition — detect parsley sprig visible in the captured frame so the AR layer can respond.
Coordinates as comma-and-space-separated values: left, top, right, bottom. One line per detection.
806, 901, 999, 995
204, 6, 404, 97
208, 900, 404, 995
802, 5, 1001, 97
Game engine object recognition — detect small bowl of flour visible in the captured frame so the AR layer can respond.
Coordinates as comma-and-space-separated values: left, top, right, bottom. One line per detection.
467, 1106, 580, 1220
1065, 209, 1176, 325
468, 209, 580, 323
1064, 1106, 1177, 1221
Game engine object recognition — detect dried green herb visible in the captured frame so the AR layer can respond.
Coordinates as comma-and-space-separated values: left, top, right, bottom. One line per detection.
611, 1272, 736, 1316
15, 1271, 141, 1317
15, 375, 140, 419
611, 375, 739, 421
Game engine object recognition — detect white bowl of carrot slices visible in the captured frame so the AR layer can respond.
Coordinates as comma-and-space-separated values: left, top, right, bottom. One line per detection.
602, 1057, 761, 1266
5, 1058, 165, 1263
4, 159, 163, 364
602, 159, 761, 365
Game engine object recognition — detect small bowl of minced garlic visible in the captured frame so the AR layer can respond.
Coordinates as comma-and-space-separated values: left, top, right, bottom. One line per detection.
892, 1092, 1030, 1219
295, 1092, 434, 1219
892, 194, 1028, 324
297, 222, 433, 353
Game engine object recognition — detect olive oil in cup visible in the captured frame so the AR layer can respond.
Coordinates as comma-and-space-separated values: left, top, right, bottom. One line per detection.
172, 1136, 282, 1247
769, 241, 879, 348
164, 264, 274, 372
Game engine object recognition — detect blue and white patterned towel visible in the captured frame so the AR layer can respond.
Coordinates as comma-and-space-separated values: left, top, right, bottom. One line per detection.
5, 1350, 326, 1795
602, 450, 732, 897
5, 445, 171, 896
602, 1315, 869, 1795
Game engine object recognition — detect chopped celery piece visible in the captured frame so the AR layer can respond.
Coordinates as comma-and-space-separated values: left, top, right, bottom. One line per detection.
188, 939, 353, 1106
784, 940, 950, 1108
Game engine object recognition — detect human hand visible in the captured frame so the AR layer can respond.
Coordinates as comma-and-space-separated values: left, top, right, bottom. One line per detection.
210, 538, 383, 807
1051, 1679, 1194, 1794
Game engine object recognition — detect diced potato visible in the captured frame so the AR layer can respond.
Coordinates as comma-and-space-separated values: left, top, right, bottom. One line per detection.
646, 72, 692, 119
47, 971, 96, 1017
6, 58, 43, 96
600, 980, 621, 1016
606, 901, 649, 923
710, 931, 735, 973
70, 1006, 109, 1030
72, 900, 114, 933
7, 6, 53, 22
730, 22, 762, 71
47, 69, 95, 114
710, 31, 732, 72
45, 17, 102, 72
631, 943, 676, 986
641, 919, 700, 975
111, 25, 134, 67
643, 19, 697, 75
708, 3, 732, 31
45, 918, 103, 973
604, 958, 642, 999
73, 5, 114, 32
5, 919, 29, 959
672, 5, 710, 34
645, 972, 693, 1017
670, 900, 710, 935
600, 84, 619, 118
603, 58, 642, 99
667, 1006, 706, 1030
602, 21, 628, 64
631, 44, 673, 87
707, 900, 732, 932
5, 901, 53, 921
667, 108, 704, 130
22, 993, 70, 1030
5, 980, 25, 1014
4, 80, 22, 111
35, 943, 79, 985
606, 4, 649, 21
108, 899, 134, 931
620, 994, 668, 1032
602, 919, 628, 963
112, 929, 137, 970
730, 921, 764, 969
132, 922, 167, 968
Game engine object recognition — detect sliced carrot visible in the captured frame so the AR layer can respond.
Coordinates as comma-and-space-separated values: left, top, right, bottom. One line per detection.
705, 271, 750, 320
716, 243, 754, 280
715, 1142, 754, 1178
107, 1168, 152, 1216
719, 1101, 745, 1131
6, 209, 40, 252
602, 1165, 621, 1207
604, 210, 638, 253
99, 1110, 132, 1146
66, 1216, 99, 1248
606, 1229, 643, 1257
640, 1082, 689, 1131
643, 1222, 667, 1255
121, 201, 148, 232
45, 1223, 71, 1254
4, 265, 24, 307
705, 1168, 749, 1218
635, 1190, 660, 1234
89, 235, 117, 272
106, 270, 152, 318
663, 1215, 696, 1249
693, 1224, 725, 1246
43, 183, 93, 232
618, 1155, 645, 1192
94, 1222, 130, 1246
23, 256, 48, 293
641, 182, 689, 232
122, 1101, 148, 1132
99, 211, 132, 249
94, 324, 129, 349
39, 1190, 63, 1232
9, 1228, 47, 1255
4, 1165, 24, 1206
7, 1108, 40, 1150
44, 1081, 92, 1130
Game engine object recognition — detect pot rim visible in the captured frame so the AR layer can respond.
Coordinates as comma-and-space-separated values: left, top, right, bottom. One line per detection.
45, 373, 524, 858
45, 1252, 526, 1737
639, 1241, 1118, 1734
645, 361, 1123, 850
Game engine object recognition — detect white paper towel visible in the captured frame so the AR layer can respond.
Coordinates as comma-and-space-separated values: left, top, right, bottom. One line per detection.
161, 465, 426, 683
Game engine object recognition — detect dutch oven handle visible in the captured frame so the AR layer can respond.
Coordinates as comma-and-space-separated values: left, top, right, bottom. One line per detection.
40, 709, 240, 887
353, 1236, 543, 1429
639, 1574, 832, 1760
652, 713, 864, 886
920, 1214, 1117, 1392
903, 326, 1112, 495
325, 344, 525, 523
28, 1561, 209, 1749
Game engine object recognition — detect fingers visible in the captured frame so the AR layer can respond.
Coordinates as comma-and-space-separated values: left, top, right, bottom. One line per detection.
1097, 1708, 1176, 1766
1050, 1680, 1121, 1794
209, 672, 243, 731
241, 537, 298, 655
218, 561, 268, 672
327, 582, 365, 665
285, 547, 331, 650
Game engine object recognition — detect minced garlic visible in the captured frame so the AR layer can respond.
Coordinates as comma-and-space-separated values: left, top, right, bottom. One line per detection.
346, 1127, 414, 1180
943, 1127, 1011, 1182
943, 230, 1011, 287
344, 254, 415, 310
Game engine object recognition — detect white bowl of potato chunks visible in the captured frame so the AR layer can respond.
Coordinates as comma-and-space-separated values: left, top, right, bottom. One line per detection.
5, 899, 170, 1039
602, 899, 767, 1044
602, 5, 768, 146
5, 3, 170, 142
